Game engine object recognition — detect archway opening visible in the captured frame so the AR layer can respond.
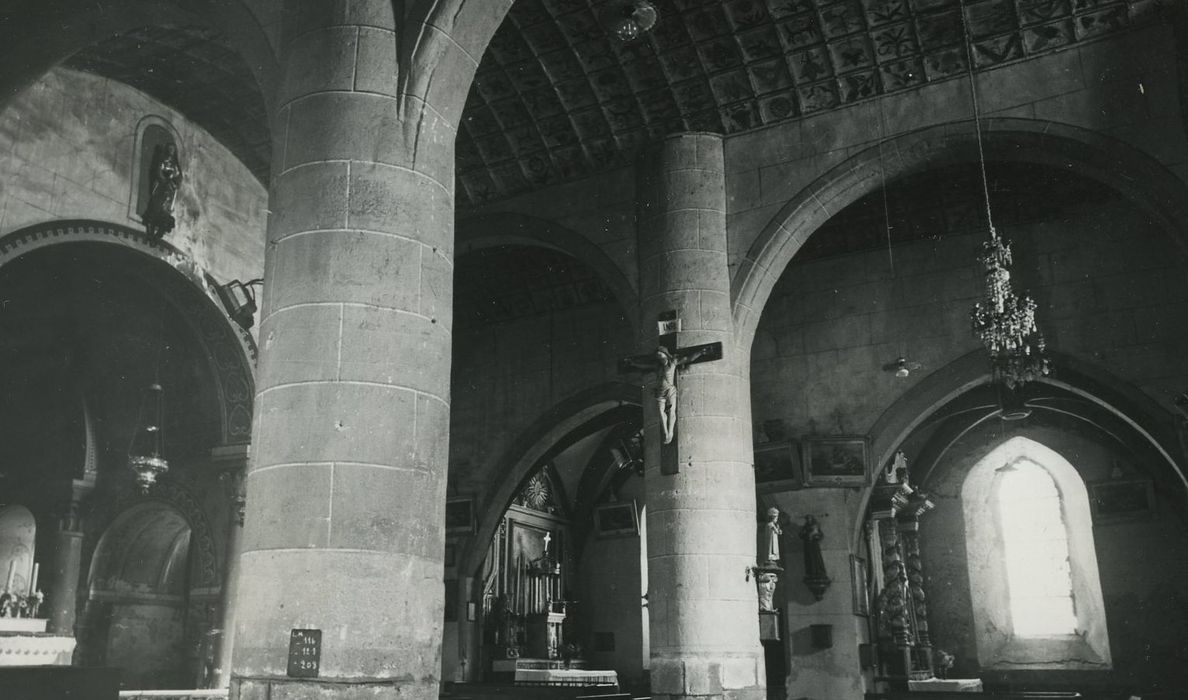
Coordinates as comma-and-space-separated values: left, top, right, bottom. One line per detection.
85, 502, 194, 689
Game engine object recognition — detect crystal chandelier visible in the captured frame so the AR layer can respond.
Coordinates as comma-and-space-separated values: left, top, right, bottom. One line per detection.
970, 228, 1050, 388
960, 2, 1049, 390
128, 382, 169, 493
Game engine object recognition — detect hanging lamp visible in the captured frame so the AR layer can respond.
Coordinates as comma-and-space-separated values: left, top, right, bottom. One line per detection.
128, 383, 168, 492
960, 1, 1050, 390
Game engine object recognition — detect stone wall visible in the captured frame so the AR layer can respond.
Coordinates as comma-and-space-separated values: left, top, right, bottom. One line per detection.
751, 195, 1188, 441
0, 68, 267, 287
449, 300, 635, 498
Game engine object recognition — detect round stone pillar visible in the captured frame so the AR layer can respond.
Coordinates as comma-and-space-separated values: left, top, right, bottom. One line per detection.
47, 527, 83, 635
212, 448, 247, 688
231, 4, 454, 699
48, 481, 91, 636
636, 133, 765, 700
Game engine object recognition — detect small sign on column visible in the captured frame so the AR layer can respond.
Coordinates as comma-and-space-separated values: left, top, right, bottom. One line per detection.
287, 628, 321, 678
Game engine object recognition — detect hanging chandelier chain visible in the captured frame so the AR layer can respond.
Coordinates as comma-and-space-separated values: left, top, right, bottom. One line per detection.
874, 88, 895, 278
958, 0, 996, 238
959, 0, 1050, 390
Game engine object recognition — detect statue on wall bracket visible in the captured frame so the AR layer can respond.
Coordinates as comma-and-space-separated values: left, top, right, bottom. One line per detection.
143, 143, 183, 240
750, 507, 784, 613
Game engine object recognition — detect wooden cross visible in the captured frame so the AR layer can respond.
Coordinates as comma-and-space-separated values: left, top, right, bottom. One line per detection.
619, 311, 723, 474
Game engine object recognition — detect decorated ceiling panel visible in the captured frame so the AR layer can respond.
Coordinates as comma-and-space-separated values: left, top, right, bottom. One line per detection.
457, 0, 1139, 207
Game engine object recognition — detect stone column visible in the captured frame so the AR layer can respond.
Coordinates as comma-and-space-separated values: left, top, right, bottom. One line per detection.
636, 133, 765, 700
212, 445, 248, 688
47, 480, 90, 635
231, 4, 454, 699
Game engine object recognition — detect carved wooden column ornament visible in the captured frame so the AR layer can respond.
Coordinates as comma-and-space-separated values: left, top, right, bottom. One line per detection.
868, 451, 936, 681
897, 490, 936, 679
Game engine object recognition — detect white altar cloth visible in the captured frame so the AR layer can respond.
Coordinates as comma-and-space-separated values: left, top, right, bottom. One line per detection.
514, 668, 618, 688
908, 678, 984, 692
0, 633, 76, 666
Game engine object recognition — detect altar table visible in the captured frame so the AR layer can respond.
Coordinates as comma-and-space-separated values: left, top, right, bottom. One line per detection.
514, 667, 618, 688
908, 678, 984, 693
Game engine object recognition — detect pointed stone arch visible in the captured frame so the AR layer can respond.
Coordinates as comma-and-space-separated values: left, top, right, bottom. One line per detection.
461, 381, 643, 580
851, 350, 1188, 549
733, 118, 1188, 354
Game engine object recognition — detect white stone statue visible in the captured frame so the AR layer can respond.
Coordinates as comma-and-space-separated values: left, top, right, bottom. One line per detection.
885, 450, 908, 485
756, 572, 778, 612
760, 507, 782, 568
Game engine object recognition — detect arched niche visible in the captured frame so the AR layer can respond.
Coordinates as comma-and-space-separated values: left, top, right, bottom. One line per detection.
129, 116, 184, 224
84, 501, 196, 689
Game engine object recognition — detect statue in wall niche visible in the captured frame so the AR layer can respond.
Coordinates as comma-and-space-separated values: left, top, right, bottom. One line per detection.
143, 143, 183, 240
760, 507, 783, 568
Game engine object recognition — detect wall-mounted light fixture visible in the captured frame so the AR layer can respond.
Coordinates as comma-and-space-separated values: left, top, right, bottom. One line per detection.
216, 278, 262, 330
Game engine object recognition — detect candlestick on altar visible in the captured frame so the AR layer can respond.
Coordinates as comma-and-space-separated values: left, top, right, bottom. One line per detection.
29, 563, 38, 596
5, 561, 12, 592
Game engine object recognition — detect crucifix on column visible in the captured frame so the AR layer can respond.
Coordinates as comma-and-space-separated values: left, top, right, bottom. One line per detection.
619, 311, 723, 474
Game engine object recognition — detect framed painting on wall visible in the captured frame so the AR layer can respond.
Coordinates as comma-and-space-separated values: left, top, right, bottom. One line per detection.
803, 436, 869, 487
754, 440, 802, 492
445, 498, 475, 535
593, 501, 639, 538
1089, 478, 1156, 523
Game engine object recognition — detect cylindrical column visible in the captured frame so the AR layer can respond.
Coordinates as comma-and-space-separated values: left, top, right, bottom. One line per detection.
231, 3, 454, 699
47, 497, 84, 635
212, 451, 247, 688
637, 133, 765, 700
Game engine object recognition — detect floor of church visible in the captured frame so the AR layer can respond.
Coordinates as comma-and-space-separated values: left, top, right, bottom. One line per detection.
440, 683, 645, 700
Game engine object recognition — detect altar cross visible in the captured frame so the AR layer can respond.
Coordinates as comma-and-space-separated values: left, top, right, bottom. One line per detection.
619, 311, 723, 474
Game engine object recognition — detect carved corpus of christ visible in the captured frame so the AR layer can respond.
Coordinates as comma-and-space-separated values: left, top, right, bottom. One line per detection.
621, 345, 708, 444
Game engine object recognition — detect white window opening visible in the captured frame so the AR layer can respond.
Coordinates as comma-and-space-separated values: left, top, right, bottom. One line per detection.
962, 437, 1111, 670
997, 459, 1077, 636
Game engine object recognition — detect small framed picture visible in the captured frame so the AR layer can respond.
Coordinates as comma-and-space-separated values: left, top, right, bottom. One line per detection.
445, 498, 475, 535
1089, 478, 1156, 523
803, 436, 869, 487
594, 501, 639, 538
754, 440, 803, 492
850, 555, 869, 617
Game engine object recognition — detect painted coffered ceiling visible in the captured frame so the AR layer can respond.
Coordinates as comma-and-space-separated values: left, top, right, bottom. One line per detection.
456, 0, 1138, 207
54, 0, 1140, 204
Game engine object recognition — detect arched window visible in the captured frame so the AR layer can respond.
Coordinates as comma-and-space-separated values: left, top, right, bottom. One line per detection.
997, 459, 1077, 636
962, 437, 1111, 669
